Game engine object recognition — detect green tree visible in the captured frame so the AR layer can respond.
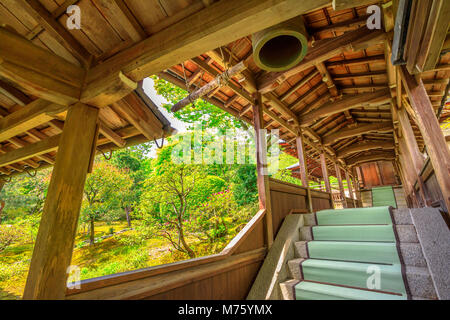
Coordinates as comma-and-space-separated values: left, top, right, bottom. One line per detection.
111, 144, 152, 226
232, 164, 258, 206
81, 161, 133, 244
141, 160, 201, 258
0, 169, 51, 223
152, 76, 243, 132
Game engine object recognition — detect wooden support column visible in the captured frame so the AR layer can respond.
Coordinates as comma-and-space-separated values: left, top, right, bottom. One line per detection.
252, 94, 273, 248
397, 105, 424, 174
398, 140, 421, 207
400, 66, 450, 212
320, 153, 331, 193
335, 163, 347, 208
23, 103, 99, 300
345, 170, 356, 208
352, 167, 361, 206
296, 131, 313, 213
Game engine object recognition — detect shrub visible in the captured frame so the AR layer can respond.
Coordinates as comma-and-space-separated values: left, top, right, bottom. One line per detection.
190, 190, 237, 243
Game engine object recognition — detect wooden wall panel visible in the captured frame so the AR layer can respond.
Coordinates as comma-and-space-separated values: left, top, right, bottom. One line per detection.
361, 161, 398, 188
146, 261, 262, 300
270, 189, 306, 234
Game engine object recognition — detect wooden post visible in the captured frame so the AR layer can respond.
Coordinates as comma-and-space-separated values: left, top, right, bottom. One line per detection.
396, 103, 431, 205
397, 105, 425, 174
345, 170, 356, 208
23, 103, 99, 300
252, 94, 273, 248
398, 142, 420, 207
356, 166, 364, 189
335, 163, 347, 208
296, 132, 313, 213
352, 167, 361, 206
400, 65, 450, 212
320, 153, 331, 193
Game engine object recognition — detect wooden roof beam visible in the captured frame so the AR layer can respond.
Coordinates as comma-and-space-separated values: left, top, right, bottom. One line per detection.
0, 99, 67, 143
113, 93, 165, 141
337, 140, 395, 158
0, 135, 60, 166
332, 71, 387, 81
20, 0, 91, 65
346, 151, 396, 166
279, 69, 319, 101
0, 26, 84, 105
332, 0, 379, 11
326, 54, 385, 69
0, 79, 32, 106
299, 89, 391, 126
323, 122, 394, 145
98, 121, 126, 148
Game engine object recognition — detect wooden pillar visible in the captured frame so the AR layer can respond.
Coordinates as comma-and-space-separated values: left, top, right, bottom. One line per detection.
397, 103, 430, 205
320, 153, 331, 193
400, 65, 450, 212
23, 103, 99, 299
356, 166, 365, 189
398, 143, 420, 207
345, 170, 354, 199
296, 132, 313, 212
252, 95, 273, 248
397, 106, 425, 173
335, 163, 347, 208
352, 167, 361, 206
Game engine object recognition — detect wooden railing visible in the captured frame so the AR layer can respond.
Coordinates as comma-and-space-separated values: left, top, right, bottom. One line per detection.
66, 179, 334, 300
66, 209, 267, 299
269, 178, 333, 233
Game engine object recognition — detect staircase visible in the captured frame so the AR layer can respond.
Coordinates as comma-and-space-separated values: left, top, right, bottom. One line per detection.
279, 207, 438, 300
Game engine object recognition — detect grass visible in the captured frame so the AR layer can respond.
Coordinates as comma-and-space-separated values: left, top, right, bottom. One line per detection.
0, 220, 229, 299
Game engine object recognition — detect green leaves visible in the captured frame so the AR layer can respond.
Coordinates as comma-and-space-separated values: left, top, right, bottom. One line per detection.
152, 76, 242, 131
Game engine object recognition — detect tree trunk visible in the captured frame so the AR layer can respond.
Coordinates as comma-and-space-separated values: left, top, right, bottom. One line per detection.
89, 217, 95, 245
125, 206, 132, 227
178, 227, 195, 258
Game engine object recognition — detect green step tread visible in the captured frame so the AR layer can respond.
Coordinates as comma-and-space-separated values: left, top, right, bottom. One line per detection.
300, 259, 407, 294
315, 206, 392, 225
372, 186, 397, 208
306, 241, 401, 264
295, 281, 407, 300
311, 225, 396, 242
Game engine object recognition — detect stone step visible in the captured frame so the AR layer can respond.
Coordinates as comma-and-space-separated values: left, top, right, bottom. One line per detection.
287, 258, 437, 299
303, 213, 317, 226
392, 209, 413, 225
279, 279, 299, 300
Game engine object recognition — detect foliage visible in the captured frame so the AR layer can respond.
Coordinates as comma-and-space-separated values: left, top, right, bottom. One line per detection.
0, 225, 24, 252
190, 190, 235, 243
81, 161, 133, 244
140, 158, 202, 258
152, 76, 243, 132
0, 169, 50, 222
231, 164, 258, 206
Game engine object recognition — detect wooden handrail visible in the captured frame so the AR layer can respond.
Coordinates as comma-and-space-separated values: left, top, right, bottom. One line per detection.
66, 209, 266, 296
